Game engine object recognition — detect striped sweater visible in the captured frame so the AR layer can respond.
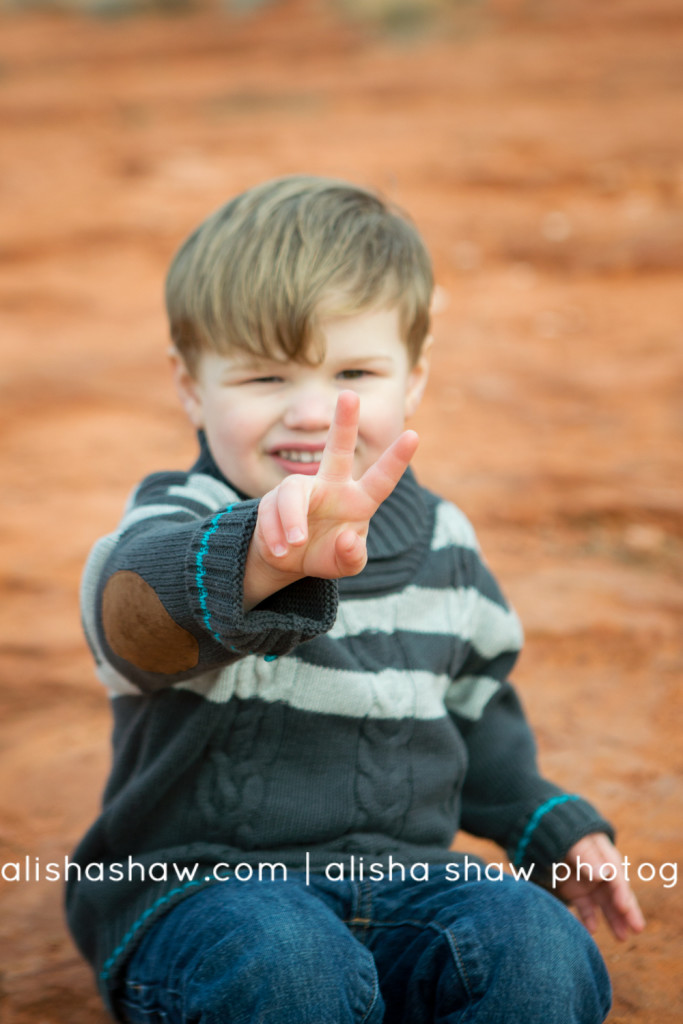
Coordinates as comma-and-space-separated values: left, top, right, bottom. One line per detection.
66, 435, 612, 1007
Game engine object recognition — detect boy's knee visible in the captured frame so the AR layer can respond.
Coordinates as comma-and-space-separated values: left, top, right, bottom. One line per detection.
189, 913, 382, 1024
486, 882, 612, 1023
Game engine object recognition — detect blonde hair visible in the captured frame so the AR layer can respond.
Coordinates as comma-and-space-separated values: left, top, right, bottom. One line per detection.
166, 175, 433, 375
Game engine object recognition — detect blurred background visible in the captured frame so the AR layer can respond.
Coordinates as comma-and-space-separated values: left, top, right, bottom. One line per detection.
0, 1, 681, 1020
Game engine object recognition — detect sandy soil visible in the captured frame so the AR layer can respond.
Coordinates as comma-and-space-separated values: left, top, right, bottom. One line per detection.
0, 0, 681, 1020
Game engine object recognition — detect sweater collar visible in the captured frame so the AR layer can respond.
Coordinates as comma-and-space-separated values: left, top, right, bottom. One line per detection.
191, 432, 251, 501
365, 463, 428, 560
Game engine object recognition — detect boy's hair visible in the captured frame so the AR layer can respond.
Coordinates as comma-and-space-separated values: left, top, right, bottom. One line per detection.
166, 175, 433, 375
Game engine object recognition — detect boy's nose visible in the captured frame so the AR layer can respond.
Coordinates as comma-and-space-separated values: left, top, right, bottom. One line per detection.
282, 384, 336, 433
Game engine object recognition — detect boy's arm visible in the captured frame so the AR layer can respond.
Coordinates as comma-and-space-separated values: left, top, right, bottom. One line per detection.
454, 678, 615, 875
86, 392, 417, 691
446, 536, 643, 939
454, 676, 645, 940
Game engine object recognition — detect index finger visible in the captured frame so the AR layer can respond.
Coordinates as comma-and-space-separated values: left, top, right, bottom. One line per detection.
317, 390, 360, 483
603, 872, 646, 934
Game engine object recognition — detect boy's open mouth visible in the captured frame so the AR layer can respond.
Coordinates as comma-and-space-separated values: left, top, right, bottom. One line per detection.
273, 449, 323, 464
269, 448, 324, 475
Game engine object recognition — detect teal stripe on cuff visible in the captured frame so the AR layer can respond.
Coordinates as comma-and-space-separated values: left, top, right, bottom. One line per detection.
513, 794, 581, 866
195, 505, 235, 643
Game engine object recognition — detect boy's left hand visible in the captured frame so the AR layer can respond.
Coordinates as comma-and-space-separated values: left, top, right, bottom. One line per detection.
556, 833, 646, 940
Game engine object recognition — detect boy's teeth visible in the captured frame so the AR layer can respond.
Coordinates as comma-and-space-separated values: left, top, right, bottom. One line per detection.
277, 450, 323, 463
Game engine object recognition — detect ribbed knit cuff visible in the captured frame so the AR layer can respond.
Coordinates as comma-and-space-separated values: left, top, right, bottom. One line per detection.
186, 500, 338, 657
508, 794, 615, 880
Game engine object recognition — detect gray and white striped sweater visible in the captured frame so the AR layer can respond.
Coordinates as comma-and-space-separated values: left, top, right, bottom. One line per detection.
66, 436, 612, 1006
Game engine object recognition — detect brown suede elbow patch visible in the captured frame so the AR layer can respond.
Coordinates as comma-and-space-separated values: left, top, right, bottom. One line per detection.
102, 570, 199, 674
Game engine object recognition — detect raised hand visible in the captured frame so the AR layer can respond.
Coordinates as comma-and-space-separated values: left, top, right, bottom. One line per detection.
243, 390, 418, 608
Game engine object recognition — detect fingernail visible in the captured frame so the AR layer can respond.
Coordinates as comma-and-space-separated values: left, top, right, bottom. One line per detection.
273, 544, 288, 557
286, 528, 305, 544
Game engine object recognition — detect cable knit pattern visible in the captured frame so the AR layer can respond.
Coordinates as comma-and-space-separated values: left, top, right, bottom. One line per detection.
67, 440, 614, 1012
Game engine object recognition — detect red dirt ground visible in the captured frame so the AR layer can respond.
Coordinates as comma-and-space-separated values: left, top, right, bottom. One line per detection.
0, 1, 681, 1020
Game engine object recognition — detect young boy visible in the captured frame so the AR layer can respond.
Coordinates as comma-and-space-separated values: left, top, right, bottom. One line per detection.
67, 175, 644, 1023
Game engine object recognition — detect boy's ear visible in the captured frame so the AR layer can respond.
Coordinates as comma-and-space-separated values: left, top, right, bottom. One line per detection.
168, 347, 205, 429
405, 335, 433, 420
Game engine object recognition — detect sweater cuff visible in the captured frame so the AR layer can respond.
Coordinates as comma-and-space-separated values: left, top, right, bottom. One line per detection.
508, 794, 615, 878
186, 500, 338, 657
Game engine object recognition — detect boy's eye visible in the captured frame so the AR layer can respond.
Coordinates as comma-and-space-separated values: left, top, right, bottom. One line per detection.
337, 369, 369, 381
245, 376, 284, 385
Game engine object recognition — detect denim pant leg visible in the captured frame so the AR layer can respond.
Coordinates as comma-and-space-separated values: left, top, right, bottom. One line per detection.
335, 869, 612, 1024
113, 878, 383, 1024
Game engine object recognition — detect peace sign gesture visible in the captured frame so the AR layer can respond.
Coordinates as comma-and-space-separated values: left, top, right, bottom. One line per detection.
244, 391, 419, 609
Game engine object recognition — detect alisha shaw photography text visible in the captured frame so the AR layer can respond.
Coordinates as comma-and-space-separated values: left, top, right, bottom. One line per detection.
1, 853, 678, 890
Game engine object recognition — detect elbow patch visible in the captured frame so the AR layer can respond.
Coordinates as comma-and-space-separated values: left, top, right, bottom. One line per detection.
102, 570, 199, 674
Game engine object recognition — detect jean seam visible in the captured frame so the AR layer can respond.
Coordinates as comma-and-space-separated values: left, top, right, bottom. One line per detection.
358, 964, 382, 1024
344, 916, 476, 1003
116, 996, 171, 1024
346, 883, 382, 1024
346, 880, 375, 941
442, 924, 474, 1000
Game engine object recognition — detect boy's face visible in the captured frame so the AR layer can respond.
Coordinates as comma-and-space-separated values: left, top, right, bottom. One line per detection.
173, 306, 431, 499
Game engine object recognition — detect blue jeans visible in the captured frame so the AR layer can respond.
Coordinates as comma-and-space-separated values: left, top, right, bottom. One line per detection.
113, 868, 611, 1024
